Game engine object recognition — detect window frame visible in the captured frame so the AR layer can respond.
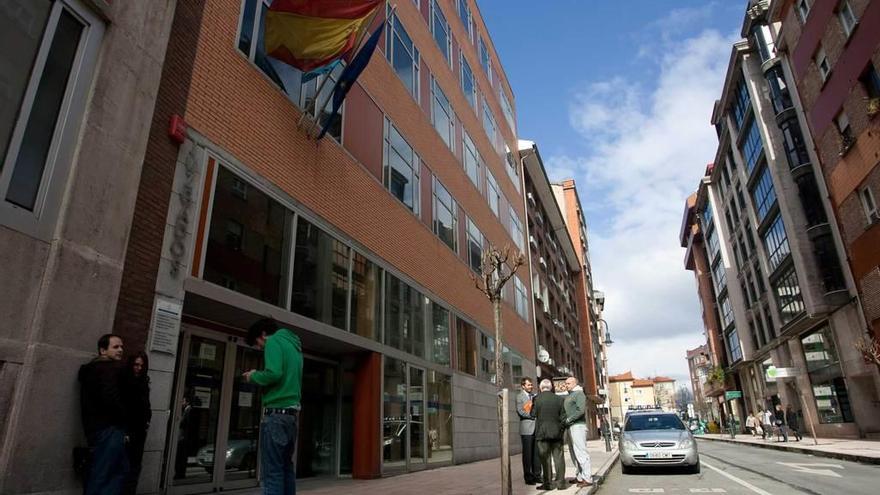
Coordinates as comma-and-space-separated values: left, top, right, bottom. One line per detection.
457, 0, 472, 42
460, 51, 476, 109
838, 0, 858, 38
383, 118, 421, 215
797, 0, 813, 23
466, 217, 484, 273
486, 168, 501, 217
462, 132, 481, 189
860, 186, 878, 224
430, 0, 452, 66
815, 46, 831, 83
431, 77, 455, 151
508, 206, 524, 252
478, 36, 492, 84
386, 9, 421, 101
433, 177, 458, 251
0, 0, 104, 240
762, 213, 791, 273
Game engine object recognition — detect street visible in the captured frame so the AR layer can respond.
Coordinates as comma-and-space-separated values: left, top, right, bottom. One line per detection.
598, 439, 880, 495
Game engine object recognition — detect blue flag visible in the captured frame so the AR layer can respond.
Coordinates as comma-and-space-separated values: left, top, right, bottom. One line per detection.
316, 21, 383, 140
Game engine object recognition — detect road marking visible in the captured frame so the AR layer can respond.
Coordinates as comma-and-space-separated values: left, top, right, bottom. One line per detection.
775, 462, 844, 478
628, 490, 664, 493
702, 461, 774, 495
690, 489, 727, 493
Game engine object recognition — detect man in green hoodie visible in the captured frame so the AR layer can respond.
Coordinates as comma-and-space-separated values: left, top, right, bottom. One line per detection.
244, 318, 303, 495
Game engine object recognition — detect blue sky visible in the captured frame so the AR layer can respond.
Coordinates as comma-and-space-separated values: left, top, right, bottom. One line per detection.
480, 0, 747, 386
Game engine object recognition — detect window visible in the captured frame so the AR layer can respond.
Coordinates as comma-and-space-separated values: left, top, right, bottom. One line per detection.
204, 167, 288, 306
762, 214, 791, 272
460, 54, 476, 109
766, 65, 793, 114
500, 88, 515, 131
751, 166, 777, 222
479, 332, 495, 382
815, 46, 830, 83
478, 37, 492, 83
509, 206, 524, 252
860, 63, 880, 99
457, 0, 472, 41
456, 318, 477, 375
836, 112, 854, 149
291, 217, 350, 330
462, 132, 481, 188
384, 273, 425, 357
719, 295, 734, 328
351, 251, 381, 340
486, 169, 501, 217
433, 178, 457, 251
779, 118, 811, 169
1, 0, 103, 237
514, 276, 529, 320
386, 10, 420, 99
429, 302, 451, 366
427, 370, 453, 461
740, 119, 764, 174
727, 329, 743, 363
801, 326, 854, 423
301, 64, 345, 142
238, 0, 304, 104
706, 225, 720, 261
482, 98, 497, 149
431, 78, 454, 150
430, 0, 451, 64
505, 145, 520, 191
383, 119, 420, 213
860, 187, 879, 224
838, 0, 858, 37
797, 0, 812, 23
753, 24, 775, 63
732, 80, 751, 129
711, 258, 727, 295
772, 264, 804, 324
466, 218, 484, 273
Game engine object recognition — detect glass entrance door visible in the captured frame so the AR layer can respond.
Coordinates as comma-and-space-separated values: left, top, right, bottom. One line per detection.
382, 357, 426, 473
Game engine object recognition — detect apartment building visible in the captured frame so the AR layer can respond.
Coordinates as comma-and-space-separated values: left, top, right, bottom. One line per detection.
0, 1, 177, 493
686, 345, 713, 420
652, 376, 677, 412
690, 0, 879, 439
767, 0, 880, 344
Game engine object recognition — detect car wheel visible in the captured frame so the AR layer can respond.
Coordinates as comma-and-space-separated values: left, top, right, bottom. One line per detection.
621, 463, 634, 475
688, 461, 701, 474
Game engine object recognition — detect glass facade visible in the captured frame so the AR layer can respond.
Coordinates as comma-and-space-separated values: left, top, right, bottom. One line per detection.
765, 65, 793, 114
456, 319, 477, 375
466, 218, 484, 273
431, 79, 454, 150
430, 0, 450, 63
762, 214, 791, 273
801, 327, 854, 424
384, 119, 420, 213
291, 218, 350, 330
732, 80, 751, 129
779, 118, 811, 170
350, 252, 381, 339
429, 303, 451, 366
727, 328, 743, 363
426, 371, 453, 464
433, 179, 457, 251
385, 273, 426, 358
741, 120, 764, 174
386, 11, 420, 99
751, 166, 777, 223
772, 265, 804, 324
463, 132, 480, 188
460, 55, 476, 109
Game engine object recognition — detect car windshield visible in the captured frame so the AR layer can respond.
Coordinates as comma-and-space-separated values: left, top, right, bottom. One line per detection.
625, 414, 685, 431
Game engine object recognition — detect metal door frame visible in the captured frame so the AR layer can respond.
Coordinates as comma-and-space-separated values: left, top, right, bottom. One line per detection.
406, 363, 427, 472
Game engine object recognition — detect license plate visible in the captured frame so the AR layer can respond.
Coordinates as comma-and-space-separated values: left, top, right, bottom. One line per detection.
646, 452, 672, 459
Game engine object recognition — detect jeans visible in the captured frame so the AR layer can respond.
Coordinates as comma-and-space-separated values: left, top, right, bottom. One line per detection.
567, 423, 591, 482
520, 434, 541, 482
86, 426, 129, 495
260, 413, 298, 495
122, 428, 147, 495
537, 439, 565, 488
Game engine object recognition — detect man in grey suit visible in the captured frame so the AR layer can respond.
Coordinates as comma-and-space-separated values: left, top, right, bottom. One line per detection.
534, 379, 567, 490
516, 377, 541, 485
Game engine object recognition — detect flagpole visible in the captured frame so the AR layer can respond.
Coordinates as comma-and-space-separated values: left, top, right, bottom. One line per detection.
302, 4, 391, 135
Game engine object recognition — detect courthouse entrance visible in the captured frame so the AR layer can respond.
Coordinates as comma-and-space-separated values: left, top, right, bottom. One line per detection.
166, 325, 344, 494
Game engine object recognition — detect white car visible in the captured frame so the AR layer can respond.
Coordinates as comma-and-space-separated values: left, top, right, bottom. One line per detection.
619, 411, 700, 474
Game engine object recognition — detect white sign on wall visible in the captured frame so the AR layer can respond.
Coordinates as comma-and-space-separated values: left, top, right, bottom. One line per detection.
149, 298, 182, 355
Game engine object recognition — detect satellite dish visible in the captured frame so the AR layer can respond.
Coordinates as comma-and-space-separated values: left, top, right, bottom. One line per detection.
537, 349, 550, 363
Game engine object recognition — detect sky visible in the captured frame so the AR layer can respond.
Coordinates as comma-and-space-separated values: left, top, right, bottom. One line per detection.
480, 0, 747, 388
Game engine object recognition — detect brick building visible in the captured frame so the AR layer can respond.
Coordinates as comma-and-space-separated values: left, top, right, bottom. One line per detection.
767, 0, 880, 342
686, 0, 880, 439
686, 345, 713, 421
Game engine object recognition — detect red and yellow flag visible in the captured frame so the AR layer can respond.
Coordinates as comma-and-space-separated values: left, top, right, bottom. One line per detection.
265, 0, 383, 72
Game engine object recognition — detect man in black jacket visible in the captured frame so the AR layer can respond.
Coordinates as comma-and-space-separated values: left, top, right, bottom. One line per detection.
533, 379, 567, 490
79, 334, 129, 495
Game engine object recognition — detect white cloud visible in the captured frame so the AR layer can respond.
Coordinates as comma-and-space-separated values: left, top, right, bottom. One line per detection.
550, 29, 736, 389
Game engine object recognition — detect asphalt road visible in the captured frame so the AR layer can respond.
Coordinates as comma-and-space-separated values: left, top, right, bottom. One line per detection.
597, 439, 880, 495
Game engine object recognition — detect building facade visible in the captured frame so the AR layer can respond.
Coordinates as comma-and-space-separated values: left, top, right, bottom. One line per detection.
608, 371, 634, 424
651, 376, 677, 412
686, 345, 713, 420
689, 0, 880, 439
0, 1, 178, 493
767, 0, 880, 343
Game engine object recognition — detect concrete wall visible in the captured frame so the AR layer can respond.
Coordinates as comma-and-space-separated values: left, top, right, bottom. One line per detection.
452, 373, 520, 465
0, 1, 177, 493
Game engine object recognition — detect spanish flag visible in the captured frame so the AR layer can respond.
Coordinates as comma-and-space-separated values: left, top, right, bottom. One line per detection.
265, 0, 383, 73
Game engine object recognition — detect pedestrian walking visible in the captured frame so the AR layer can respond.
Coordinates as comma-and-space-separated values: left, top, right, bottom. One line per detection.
745, 413, 757, 437
761, 408, 774, 440
774, 404, 789, 442
563, 376, 592, 488
516, 377, 541, 485
78, 333, 129, 495
785, 405, 803, 442
533, 379, 566, 491
244, 318, 303, 495
122, 351, 151, 495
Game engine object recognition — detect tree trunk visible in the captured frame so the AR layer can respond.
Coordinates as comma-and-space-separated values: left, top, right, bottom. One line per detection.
494, 298, 511, 494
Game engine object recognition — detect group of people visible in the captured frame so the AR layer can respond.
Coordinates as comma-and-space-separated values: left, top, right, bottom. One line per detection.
745, 403, 804, 442
517, 376, 593, 491
79, 318, 303, 495
78, 334, 151, 495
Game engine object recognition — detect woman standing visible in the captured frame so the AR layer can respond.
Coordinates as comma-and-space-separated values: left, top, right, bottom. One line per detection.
123, 352, 152, 495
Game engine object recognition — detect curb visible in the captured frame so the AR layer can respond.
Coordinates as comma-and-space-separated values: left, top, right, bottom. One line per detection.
696, 436, 880, 465
578, 449, 620, 494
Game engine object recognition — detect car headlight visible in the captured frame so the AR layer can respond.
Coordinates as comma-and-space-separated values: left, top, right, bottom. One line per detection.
622, 438, 638, 450
679, 436, 693, 449
226, 448, 234, 459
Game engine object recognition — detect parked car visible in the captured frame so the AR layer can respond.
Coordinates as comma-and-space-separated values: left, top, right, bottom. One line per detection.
196, 439, 257, 473
619, 410, 700, 474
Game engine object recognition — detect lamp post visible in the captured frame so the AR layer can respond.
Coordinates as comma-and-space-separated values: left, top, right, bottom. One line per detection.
598, 319, 613, 452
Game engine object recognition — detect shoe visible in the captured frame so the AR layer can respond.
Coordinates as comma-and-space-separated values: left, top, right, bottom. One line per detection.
577, 480, 594, 488
537, 484, 553, 490
525, 479, 537, 485
556, 483, 568, 490
568, 478, 579, 484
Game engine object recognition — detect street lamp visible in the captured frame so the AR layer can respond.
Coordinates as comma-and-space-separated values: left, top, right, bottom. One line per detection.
599, 318, 613, 345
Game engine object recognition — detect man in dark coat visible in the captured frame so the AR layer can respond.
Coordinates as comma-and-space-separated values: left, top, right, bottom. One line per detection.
79, 333, 129, 495
533, 378, 567, 490
785, 405, 802, 441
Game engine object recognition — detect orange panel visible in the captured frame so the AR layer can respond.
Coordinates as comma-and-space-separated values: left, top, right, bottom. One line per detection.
352, 352, 382, 479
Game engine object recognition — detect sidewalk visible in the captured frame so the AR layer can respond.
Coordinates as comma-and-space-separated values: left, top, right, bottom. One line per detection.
289, 439, 619, 495
698, 433, 880, 464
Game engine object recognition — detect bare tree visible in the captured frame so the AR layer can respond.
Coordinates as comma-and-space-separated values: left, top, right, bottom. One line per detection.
472, 244, 525, 495
855, 335, 880, 368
